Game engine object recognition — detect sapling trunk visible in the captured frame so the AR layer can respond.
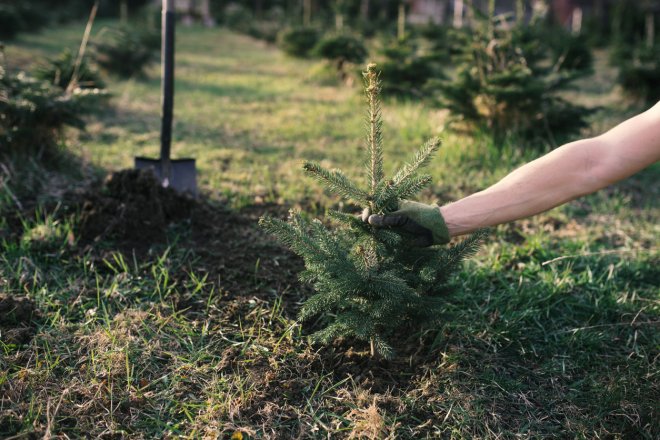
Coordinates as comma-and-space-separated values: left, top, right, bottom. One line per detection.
255, 0, 263, 19
303, 0, 312, 26
516, 0, 524, 24
398, 2, 406, 41
360, 0, 369, 20
120, 0, 128, 23
336, 14, 344, 31
335, 0, 344, 31
365, 65, 383, 202
488, 0, 495, 37
646, 11, 655, 48
466, 0, 475, 28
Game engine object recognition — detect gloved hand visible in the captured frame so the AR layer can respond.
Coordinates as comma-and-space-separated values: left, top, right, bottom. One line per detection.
361, 200, 450, 247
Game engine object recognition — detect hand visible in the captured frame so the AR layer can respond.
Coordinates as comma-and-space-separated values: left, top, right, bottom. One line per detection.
361, 200, 450, 247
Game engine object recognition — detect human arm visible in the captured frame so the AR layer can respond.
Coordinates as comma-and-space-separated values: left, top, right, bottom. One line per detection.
440, 101, 660, 237
366, 102, 660, 241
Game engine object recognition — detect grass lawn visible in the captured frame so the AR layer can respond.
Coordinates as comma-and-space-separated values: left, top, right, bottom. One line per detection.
1, 21, 658, 439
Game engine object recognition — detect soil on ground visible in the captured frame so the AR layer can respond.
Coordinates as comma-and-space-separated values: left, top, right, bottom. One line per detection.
73, 168, 305, 315
0, 294, 38, 345
78, 169, 194, 246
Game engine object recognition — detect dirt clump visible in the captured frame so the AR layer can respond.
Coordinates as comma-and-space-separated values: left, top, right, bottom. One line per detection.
78, 169, 194, 245
0, 294, 38, 344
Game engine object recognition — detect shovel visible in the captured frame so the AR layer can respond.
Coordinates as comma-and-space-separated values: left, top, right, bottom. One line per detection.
135, 0, 197, 195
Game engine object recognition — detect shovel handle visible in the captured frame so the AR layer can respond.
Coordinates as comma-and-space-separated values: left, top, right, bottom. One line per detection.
160, 0, 175, 181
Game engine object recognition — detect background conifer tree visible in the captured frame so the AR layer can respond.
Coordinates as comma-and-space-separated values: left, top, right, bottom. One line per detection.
260, 64, 483, 359
436, 7, 594, 146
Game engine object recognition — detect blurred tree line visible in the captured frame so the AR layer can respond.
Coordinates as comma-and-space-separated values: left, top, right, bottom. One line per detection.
2, 0, 657, 49
0, 0, 155, 39
1, 0, 658, 149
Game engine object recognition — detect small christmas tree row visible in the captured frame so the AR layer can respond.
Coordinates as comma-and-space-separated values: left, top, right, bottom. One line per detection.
260, 64, 483, 358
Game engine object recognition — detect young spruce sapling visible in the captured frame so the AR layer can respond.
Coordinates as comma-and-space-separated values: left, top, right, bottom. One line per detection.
260, 64, 483, 358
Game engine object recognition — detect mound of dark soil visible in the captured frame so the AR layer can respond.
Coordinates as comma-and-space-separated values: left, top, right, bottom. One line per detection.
78, 169, 194, 245
75, 170, 304, 311
0, 294, 38, 345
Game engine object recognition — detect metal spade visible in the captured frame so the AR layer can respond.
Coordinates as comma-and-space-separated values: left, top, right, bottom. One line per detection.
135, 0, 197, 195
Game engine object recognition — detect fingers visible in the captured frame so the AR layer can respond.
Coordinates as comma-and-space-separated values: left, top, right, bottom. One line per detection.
368, 214, 408, 227
359, 208, 433, 247
360, 207, 371, 222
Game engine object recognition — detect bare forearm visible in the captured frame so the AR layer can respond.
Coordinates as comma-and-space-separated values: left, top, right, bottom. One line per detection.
440, 139, 600, 236
440, 116, 660, 238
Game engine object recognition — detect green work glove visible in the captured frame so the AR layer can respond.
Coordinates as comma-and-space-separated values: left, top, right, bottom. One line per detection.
362, 200, 450, 247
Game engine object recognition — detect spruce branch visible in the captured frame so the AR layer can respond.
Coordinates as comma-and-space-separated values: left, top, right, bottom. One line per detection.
373, 180, 398, 213
372, 335, 394, 359
372, 173, 433, 214
328, 210, 370, 231
364, 270, 417, 300
338, 311, 374, 341
439, 229, 487, 275
298, 269, 319, 284
298, 292, 342, 322
311, 322, 352, 345
392, 137, 442, 185
259, 214, 322, 258
372, 229, 403, 247
393, 174, 433, 200
449, 229, 486, 259
303, 161, 370, 205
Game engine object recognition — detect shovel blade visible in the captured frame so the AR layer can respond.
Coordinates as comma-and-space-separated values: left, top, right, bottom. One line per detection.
135, 157, 197, 195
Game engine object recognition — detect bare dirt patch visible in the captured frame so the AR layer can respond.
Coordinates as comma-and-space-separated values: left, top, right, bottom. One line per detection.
189, 202, 304, 298
78, 169, 194, 247
0, 294, 38, 345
